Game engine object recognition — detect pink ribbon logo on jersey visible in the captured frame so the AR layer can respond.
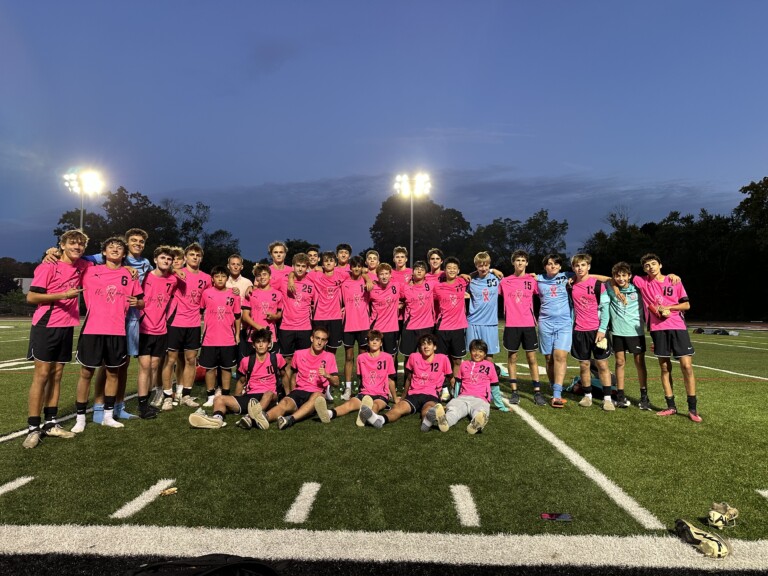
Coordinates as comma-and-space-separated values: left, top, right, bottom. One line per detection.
294, 293, 303, 306
216, 306, 226, 321
190, 290, 200, 305
261, 302, 271, 316
418, 293, 425, 306
385, 295, 392, 305
155, 294, 165, 309
482, 289, 490, 302
326, 287, 335, 298
515, 289, 523, 303
368, 371, 379, 387
550, 286, 558, 298
450, 294, 458, 307
105, 285, 117, 303
308, 369, 318, 383
353, 294, 361, 308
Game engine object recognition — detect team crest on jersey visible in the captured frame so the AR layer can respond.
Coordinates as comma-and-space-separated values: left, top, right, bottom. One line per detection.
629, 293, 637, 301
216, 306, 226, 321
308, 369, 318, 382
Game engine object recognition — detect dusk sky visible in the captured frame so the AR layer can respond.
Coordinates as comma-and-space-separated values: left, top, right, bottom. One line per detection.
2, 1, 766, 264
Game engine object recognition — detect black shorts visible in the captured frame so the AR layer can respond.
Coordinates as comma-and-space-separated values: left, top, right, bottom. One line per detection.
166, 326, 201, 352
651, 330, 694, 358
286, 389, 315, 410
27, 325, 74, 364
76, 334, 128, 369
278, 329, 312, 357
198, 345, 238, 369
381, 331, 399, 356
570, 330, 611, 362
437, 329, 466, 358
313, 319, 343, 349
342, 330, 369, 349
356, 393, 389, 404
503, 326, 539, 352
403, 393, 439, 414
235, 392, 265, 414
237, 328, 252, 362
400, 327, 434, 357
612, 335, 646, 355
138, 333, 168, 358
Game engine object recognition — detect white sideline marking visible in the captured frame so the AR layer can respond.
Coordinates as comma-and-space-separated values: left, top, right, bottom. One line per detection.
685, 362, 768, 382
450, 485, 480, 527
284, 482, 321, 524
0, 366, 34, 371
0, 358, 28, 364
757, 489, 768, 500
110, 479, 176, 519
0, 476, 34, 497
1, 525, 768, 570
510, 405, 665, 530
691, 340, 768, 351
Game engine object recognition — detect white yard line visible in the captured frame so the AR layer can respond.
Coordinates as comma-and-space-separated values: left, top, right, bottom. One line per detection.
691, 340, 768, 351
756, 489, 768, 500
0, 524, 766, 570
0, 477, 34, 497
683, 362, 768, 382
110, 479, 176, 519
284, 482, 321, 524
450, 485, 480, 527
510, 405, 665, 530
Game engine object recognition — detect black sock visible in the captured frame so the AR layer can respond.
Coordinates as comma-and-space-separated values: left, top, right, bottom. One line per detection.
640, 388, 648, 399
687, 395, 697, 413
330, 409, 337, 419
665, 395, 676, 409
214, 410, 225, 418
104, 395, 116, 411
222, 389, 230, 396
183, 388, 191, 397
76, 402, 88, 415
43, 406, 57, 423
27, 416, 41, 431
138, 395, 149, 409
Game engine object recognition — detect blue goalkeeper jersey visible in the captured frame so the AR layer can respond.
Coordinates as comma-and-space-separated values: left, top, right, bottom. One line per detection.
536, 271, 573, 328
467, 274, 500, 326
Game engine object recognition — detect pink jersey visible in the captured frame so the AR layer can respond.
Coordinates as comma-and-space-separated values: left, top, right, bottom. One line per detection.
405, 352, 452, 397
278, 274, 315, 330
170, 268, 212, 328
499, 274, 537, 328
201, 287, 241, 346
369, 281, 401, 333
434, 277, 469, 330
340, 276, 371, 332
81, 265, 142, 336
458, 359, 498, 402
244, 288, 282, 341
309, 269, 345, 321
139, 272, 178, 335
29, 259, 89, 328
238, 352, 286, 394
391, 268, 413, 287
402, 281, 436, 330
292, 348, 338, 392
633, 275, 689, 331
269, 264, 291, 288
571, 277, 604, 331
426, 271, 446, 284
356, 352, 396, 398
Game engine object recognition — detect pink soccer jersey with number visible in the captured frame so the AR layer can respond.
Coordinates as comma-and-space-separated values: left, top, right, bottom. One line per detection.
356, 352, 396, 398
369, 281, 401, 333
292, 348, 338, 392
402, 282, 436, 330
269, 265, 291, 288
405, 352, 452, 396
170, 268, 212, 328
309, 269, 345, 321
238, 353, 287, 394
244, 288, 282, 341
278, 275, 315, 330
434, 278, 469, 330
391, 268, 413, 288
81, 265, 142, 336
571, 277, 603, 331
458, 359, 498, 402
201, 287, 240, 346
499, 275, 537, 328
341, 276, 370, 332
30, 259, 89, 328
633, 275, 689, 331
140, 273, 178, 335
426, 271, 446, 284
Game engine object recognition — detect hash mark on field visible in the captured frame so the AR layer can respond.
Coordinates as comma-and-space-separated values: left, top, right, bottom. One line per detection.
690, 340, 768, 351
0, 476, 34, 497
756, 489, 768, 500
284, 482, 321, 524
450, 484, 480, 527
684, 362, 768, 382
110, 478, 175, 519
511, 405, 665, 530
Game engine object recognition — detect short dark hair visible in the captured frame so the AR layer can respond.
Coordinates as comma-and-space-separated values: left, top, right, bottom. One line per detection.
210, 265, 228, 277
444, 256, 460, 269
250, 328, 272, 343
469, 339, 488, 354
542, 253, 563, 267
417, 333, 438, 347
349, 255, 364, 267
336, 243, 352, 253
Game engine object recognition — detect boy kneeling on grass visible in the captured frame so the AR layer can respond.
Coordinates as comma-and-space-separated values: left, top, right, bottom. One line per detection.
315, 329, 396, 426
189, 328, 287, 429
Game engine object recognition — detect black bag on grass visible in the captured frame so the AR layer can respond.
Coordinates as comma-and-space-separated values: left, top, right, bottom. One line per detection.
128, 554, 279, 576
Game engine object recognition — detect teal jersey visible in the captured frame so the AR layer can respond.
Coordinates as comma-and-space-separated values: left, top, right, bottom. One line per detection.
605, 283, 644, 337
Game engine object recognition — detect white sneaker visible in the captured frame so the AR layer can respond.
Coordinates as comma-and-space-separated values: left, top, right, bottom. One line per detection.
188, 412, 224, 429
161, 397, 174, 411
440, 387, 451, 402
71, 420, 86, 434
149, 388, 164, 409
341, 389, 351, 402
324, 388, 334, 401
315, 396, 331, 424
356, 395, 373, 427
247, 398, 270, 430
180, 395, 199, 408
203, 395, 215, 408
467, 411, 487, 435
43, 423, 75, 439
435, 404, 449, 432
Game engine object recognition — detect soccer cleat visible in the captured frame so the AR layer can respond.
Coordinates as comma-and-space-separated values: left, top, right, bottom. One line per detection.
435, 403, 449, 433
421, 407, 437, 432
236, 415, 253, 430
359, 405, 384, 429
708, 502, 739, 529
180, 395, 200, 408
688, 411, 702, 423
440, 387, 451, 402
578, 396, 593, 408
341, 389, 352, 402
675, 518, 729, 558
356, 395, 373, 427
656, 407, 678, 417
614, 397, 631, 408
188, 412, 224, 429
22, 429, 42, 449
315, 396, 331, 424
550, 397, 566, 409
602, 399, 616, 412
161, 397, 174, 411
467, 411, 487, 435
114, 402, 138, 420
509, 391, 520, 405
202, 395, 215, 408
139, 405, 159, 420
277, 416, 294, 430
42, 424, 75, 439
247, 399, 270, 430
101, 417, 125, 429
533, 392, 547, 406
638, 397, 652, 411
149, 388, 164, 409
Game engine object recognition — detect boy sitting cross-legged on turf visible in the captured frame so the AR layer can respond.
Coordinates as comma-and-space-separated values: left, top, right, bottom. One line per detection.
248, 326, 339, 430
199, 266, 242, 407
189, 328, 287, 429
315, 329, 396, 426
360, 333, 452, 429
426, 339, 500, 434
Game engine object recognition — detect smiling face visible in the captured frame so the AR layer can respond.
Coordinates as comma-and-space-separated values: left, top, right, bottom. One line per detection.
366, 253, 379, 270
336, 249, 350, 266
470, 347, 487, 362
103, 241, 126, 265
59, 237, 86, 264
613, 271, 631, 288
377, 269, 391, 286
126, 235, 146, 258
419, 338, 436, 358
445, 262, 460, 280
572, 259, 590, 280
475, 260, 490, 278
307, 250, 319, 268
429, 255, 443, 273
256, 270, 271, 288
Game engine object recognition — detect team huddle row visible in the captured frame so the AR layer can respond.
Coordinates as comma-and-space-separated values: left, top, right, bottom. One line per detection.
22, 227, 701, 448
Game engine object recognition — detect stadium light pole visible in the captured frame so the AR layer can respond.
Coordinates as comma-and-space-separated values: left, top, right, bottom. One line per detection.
394, 173, 431, 262
63, 169, 105, 231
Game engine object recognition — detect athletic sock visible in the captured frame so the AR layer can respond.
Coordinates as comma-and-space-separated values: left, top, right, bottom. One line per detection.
213, 411, 224, 419
552, 383, 563, 399
163, 389, 173, 398
182, 388, 192, 397
43, 406, 57, 424
104, 396, 116, 411
27, 416, 41, 431
532, 380, 540, 390
602, 386, 612, 399
640, 388, 649, 399
222, 388, 230, 396
509, 378, 518, 391
665, 395, 676, 409
583, 387, 593, 398
686, 395, 697, 413
138, 395, 149, 410
329, 409, 337, 420
76, 402, 88, 415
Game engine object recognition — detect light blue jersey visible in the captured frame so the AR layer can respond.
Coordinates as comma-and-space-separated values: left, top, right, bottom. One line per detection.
536, 271, 573, 328
467, 274, 500, 326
